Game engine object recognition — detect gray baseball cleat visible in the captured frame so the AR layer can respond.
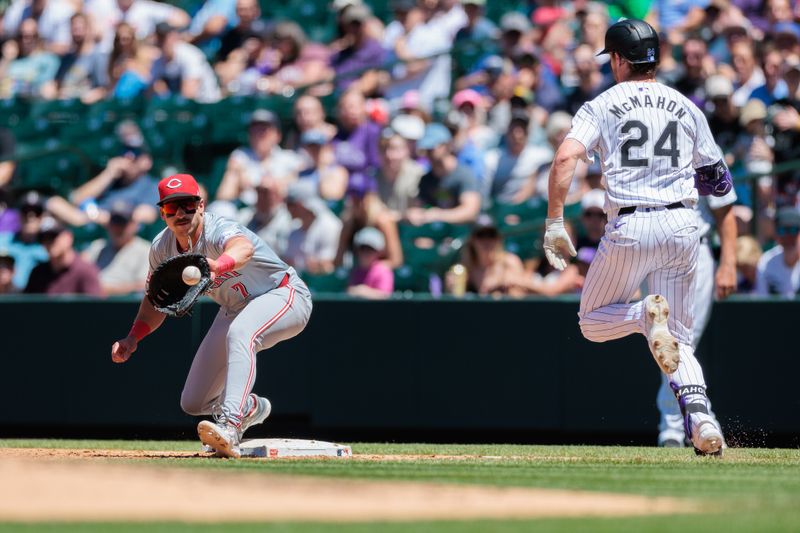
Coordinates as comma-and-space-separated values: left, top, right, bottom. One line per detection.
240, 395, 272, 436
644, 294, 680, 374
197, 420, 241, 459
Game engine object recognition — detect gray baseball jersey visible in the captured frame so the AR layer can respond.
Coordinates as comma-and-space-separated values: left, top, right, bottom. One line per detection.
567, 81, 720, 212
149, 212, 292, 315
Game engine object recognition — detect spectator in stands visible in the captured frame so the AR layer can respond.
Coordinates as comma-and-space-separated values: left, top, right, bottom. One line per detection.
0, 252, 16, 294
214, 22, 269, 95
46, 139, 159, 227
49, 12, 109, 102
674, 35, 715, 108
0, 19, 59, 98
0, 189, 16, 234
328, 3, 385, 94
284, 182, 342, 274
0, 127, 15, 193
216, 0, 266, 62
376, 128, 423, 220
575, 189, 606, 252
578, 3, 608, 58
731, 40, 765, 107
151, 22, 221, 103
243, 175, 292, 256
336, 174, 403, 269
563, 43, 613, 115
736, 235, 762, 294
332, 90, 381, 186
346, 226, 394, 299
427, 0, 467, 41
0, 192, 48, 290
2, 0, 74, 54
451, 88, 496, 152
705, 75, 742, 162
750, 48, 789, 105
85, 0, 190, 53
284, 94, 337, 150
734, 99, 774, 178
214, 109, 302, 211
257, 22, 330, 94
24, 216, 102, 295
298, 129, 348, 202
454, 0, 499, 49
82, 201, 149, 295
388, 112, 426, 158
756, 207, 800, 297
406, 123, 481, 225
106, 22, 158, 99
448, 214, 526, 297
533, 111, 583, 203
497, 12, 530, 58
484, 110, 552, 205
381, 0, 453, 112
186, 0, 238, 58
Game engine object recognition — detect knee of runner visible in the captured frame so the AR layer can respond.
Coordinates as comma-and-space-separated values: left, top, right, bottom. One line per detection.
577, 315, 604, 343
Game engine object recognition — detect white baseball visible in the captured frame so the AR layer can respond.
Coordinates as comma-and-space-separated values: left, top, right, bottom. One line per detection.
182, 265, 202, 286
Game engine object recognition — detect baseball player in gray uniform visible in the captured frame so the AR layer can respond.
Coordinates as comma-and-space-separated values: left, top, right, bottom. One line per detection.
656, 190, 737, 446
111, 173, 312, 458
543, 19, 733, 456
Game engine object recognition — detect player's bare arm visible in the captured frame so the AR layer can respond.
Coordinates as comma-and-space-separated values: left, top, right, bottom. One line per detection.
207, 236, 255, 276
111, 296, 167, 363
543, 139, 583, 270
713, 204, 738, 299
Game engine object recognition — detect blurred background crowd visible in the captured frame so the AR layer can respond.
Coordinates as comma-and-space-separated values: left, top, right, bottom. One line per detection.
0, 0, 799, 299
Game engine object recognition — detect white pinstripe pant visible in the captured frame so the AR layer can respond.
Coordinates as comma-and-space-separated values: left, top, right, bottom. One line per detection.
578, 207, 711, 413
656, 241, 717, 437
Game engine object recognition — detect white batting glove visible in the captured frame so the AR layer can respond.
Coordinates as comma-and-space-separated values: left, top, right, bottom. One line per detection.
543, 217, 577, 271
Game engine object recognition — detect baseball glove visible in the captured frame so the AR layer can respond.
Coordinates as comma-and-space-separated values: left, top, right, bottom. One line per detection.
147, 253, 212, 317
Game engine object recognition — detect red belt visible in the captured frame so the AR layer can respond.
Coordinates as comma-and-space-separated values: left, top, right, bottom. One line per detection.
278, 273, 290, 288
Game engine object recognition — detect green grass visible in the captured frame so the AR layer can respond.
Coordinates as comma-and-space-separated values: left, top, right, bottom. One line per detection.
1, 440, 799, 532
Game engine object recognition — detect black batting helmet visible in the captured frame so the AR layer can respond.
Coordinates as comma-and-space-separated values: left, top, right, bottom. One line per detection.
597, 19, 660, 65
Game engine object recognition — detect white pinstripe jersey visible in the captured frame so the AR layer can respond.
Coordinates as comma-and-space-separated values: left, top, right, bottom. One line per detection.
566, 81, 721, 212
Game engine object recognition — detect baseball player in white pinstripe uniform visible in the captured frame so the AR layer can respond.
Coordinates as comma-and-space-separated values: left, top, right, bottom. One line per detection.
544, 19, 734, 456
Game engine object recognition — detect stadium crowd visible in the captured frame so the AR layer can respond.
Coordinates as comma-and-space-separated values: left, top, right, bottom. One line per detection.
0, 0, 799, 298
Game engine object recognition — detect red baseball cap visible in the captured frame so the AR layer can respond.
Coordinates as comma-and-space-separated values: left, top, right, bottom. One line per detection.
157, 173, 201, 205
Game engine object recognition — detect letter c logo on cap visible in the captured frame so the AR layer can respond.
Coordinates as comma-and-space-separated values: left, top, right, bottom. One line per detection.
166, 178, 182, 189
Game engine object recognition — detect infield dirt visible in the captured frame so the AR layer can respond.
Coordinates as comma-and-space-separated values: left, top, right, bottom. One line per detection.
0, 448, 695, 523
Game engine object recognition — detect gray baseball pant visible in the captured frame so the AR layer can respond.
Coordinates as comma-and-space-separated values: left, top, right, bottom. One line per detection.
179, 272, 312, 426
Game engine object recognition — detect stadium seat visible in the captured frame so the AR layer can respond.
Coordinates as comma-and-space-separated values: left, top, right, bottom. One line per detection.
0, 98, 31, 131
490, 198, 548, 233
140, 96, 207, 164
301, 268, 350, 294
15, 140, 90, 195
398, 221, 471, 243
393, 265, 432, 293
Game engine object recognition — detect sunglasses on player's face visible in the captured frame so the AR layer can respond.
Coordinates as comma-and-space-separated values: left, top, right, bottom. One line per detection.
161, 199, 199, 217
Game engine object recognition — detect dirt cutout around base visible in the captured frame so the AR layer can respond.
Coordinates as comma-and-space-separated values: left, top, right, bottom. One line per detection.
0, 452, 695, 523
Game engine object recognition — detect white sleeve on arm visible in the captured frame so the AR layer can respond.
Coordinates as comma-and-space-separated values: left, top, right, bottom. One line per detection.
565, 103, 601, 162
707, 187, 738, 210
692, 107, 722, 169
